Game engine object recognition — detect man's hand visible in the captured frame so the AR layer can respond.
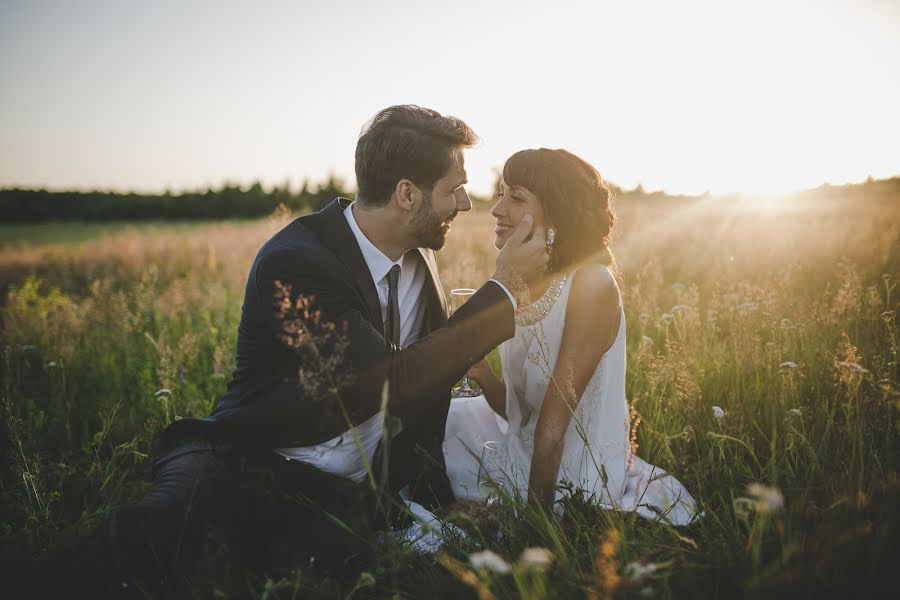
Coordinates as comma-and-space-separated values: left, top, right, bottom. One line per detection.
492, 214, 549, 300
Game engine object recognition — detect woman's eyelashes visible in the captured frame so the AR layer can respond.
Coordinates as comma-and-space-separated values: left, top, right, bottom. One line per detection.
498, 190, 523, 203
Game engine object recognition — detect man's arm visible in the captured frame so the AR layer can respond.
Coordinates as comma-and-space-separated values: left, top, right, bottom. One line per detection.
257, 252, 515, 426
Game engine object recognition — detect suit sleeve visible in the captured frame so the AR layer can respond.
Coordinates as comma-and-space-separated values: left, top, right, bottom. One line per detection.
256, 250, 516, 426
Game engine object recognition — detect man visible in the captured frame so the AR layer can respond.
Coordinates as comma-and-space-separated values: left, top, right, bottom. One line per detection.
45, 105, 547, 596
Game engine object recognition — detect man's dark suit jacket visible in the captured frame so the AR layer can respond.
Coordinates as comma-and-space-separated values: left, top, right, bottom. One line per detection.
159, 198, 515, 501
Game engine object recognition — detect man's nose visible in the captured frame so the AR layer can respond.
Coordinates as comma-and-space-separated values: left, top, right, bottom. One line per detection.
455, 188, 472, 212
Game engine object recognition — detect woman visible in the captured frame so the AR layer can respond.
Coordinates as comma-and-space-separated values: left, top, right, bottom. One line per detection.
443, 148, 698, 524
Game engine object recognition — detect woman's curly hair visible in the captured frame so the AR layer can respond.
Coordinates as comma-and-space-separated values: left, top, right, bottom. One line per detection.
502, 148, 616, 273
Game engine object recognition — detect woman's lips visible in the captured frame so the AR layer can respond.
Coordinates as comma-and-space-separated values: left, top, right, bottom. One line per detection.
495, 223, 513, 235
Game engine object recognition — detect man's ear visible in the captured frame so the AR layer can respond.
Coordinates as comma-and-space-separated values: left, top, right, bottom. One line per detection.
393, 179, 420, 213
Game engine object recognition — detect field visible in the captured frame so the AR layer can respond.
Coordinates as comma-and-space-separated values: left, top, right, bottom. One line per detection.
1, 187, 898, 599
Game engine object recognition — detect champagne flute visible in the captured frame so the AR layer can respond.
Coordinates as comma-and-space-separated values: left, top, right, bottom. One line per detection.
449, 288, 481, 398
477, 440, 504, 507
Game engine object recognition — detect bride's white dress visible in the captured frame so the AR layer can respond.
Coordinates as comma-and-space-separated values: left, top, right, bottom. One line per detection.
443, 268, 699, 525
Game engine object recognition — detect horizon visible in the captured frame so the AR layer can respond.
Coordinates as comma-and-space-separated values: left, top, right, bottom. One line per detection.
2, 0, 899, 198
3, 171, 899, 201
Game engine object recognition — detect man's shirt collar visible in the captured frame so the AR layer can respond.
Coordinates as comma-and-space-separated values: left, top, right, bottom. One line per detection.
344, 202, 402, 285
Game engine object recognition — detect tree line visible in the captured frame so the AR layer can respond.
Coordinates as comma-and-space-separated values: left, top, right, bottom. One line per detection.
1, 175, 897, 222
0, 176, 350, 222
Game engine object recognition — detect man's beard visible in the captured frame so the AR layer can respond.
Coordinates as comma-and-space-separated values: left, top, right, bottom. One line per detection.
410, 189, 455, 250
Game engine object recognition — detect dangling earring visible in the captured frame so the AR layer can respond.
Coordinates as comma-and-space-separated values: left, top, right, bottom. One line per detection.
546, 227, 556, 260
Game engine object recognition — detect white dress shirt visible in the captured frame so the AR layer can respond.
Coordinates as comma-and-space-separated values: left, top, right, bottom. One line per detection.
274, 203, 427, 480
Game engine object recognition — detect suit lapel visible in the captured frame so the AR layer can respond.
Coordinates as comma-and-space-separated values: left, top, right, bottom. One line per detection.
416, 247, 449, 332
315, 198, 385, 335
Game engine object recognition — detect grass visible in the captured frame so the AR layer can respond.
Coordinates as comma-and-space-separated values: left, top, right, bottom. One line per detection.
0, 219, 253, 249
1, 194, 898, 599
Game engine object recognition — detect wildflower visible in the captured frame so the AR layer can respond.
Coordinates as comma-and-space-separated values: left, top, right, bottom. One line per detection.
469, 550, 511, 574
836, 361, 869, 375
46, 361, 57, 367
670, 305, 690, 313
659, 313, 674, 323
624, 561, 660, 582
640, 336, 654, 349
789, 408, 802, 417
712, 406, 726, 421
780, 361, 798, 369
746, 483, 784, 512
155, 388, 172, 397
880, 310, 896, 321
735, 302, 757, 314
518, 547, 553, 573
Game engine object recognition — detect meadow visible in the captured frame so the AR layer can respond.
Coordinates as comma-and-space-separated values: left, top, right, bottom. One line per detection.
1, 184, 898, 599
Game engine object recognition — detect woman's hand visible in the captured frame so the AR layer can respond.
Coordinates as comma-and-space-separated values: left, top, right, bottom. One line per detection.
467, 359, 507, 420
467, 359, 497, 389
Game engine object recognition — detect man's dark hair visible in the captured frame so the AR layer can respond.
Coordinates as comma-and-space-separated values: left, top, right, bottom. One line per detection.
354, 105, 478, 206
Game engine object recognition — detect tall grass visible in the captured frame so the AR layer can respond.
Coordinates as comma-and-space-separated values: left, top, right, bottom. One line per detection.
1, 195, 897, 598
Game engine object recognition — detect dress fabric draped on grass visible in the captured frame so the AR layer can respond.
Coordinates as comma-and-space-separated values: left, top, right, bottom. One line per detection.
442, 269, 700, 526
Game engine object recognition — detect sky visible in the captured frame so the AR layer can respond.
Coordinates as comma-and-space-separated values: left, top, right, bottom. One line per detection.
1, 0, 898, 197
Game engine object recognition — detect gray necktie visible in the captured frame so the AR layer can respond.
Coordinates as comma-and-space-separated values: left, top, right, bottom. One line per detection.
385, 264, 401, 345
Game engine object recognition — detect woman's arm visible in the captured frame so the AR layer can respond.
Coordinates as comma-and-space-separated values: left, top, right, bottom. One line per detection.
528, 264, 622, 513
468, 359, 507, 420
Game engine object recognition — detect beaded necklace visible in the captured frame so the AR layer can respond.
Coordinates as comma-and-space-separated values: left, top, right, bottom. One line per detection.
514, 275, 568, 326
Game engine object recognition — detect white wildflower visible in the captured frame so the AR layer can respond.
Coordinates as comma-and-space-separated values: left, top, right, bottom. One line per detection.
712, 406, 726, 421
46, 361, 57, 367
880, 310, 895, 321
670, 305, 690, 313
640, 336, 654, 349
736, 302, 757, 314
518, 547, 553, 573
746, 483, 784, 512
780, 361, 798, 369
623, 561, 660, 582
789, 408, 802, 417
659, 313, 674, 323
155, 388, 173, 397
836, 361, 869, 375
469, 550, 511, 574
